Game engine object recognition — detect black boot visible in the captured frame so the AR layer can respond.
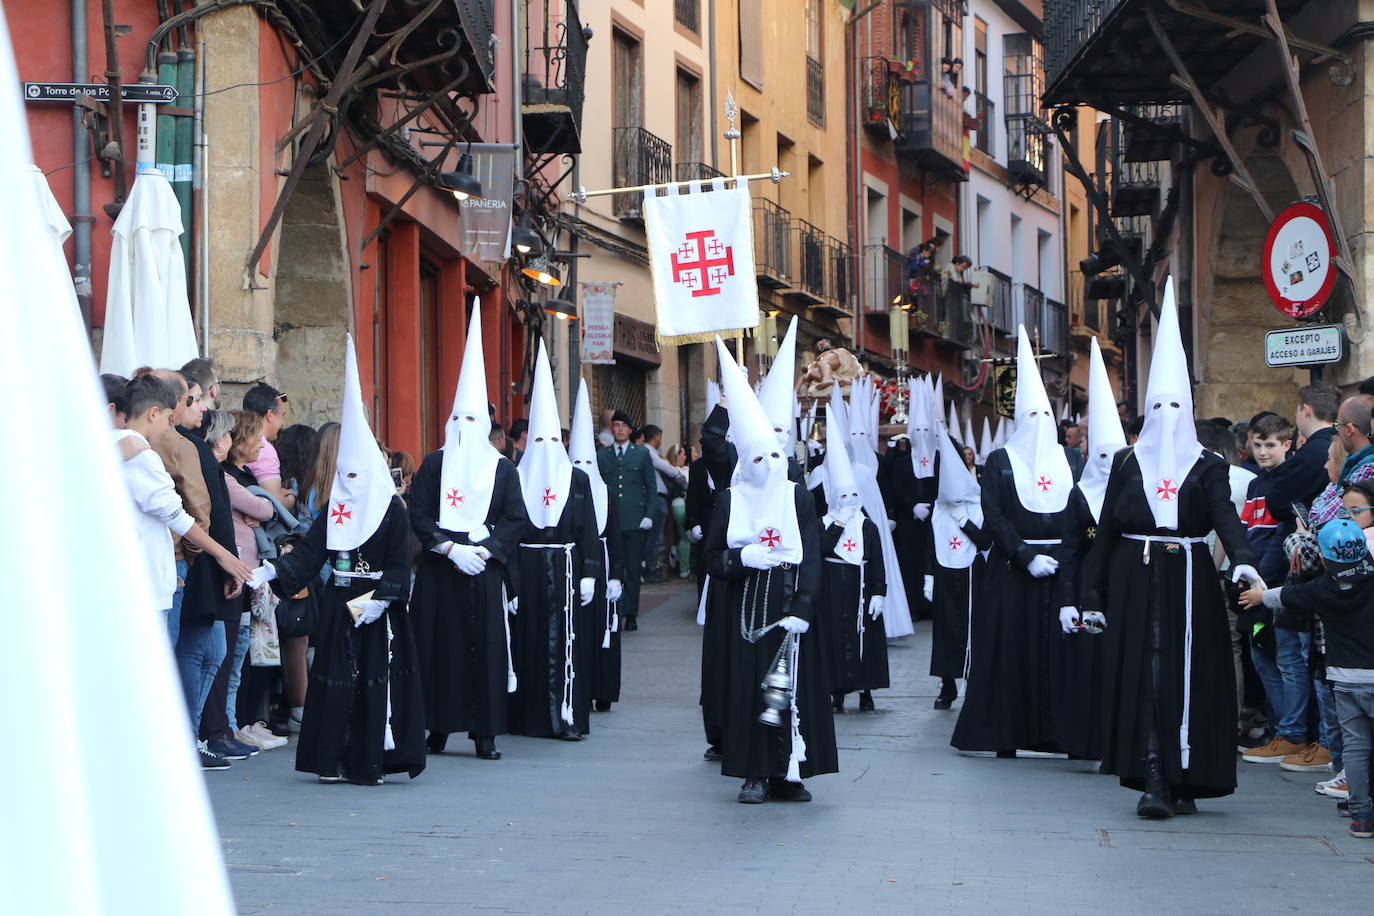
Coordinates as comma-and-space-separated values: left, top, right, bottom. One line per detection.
858, 690, 875, 712
832, 693, 846, 714
426, 731, 449, 755
737, 778, 767, 804
1173, 793, 1197, 815
934, 678, 958, 710
1136, 754, 1175, 819
473, 736, 501, 760
594, 700, 613, 712
767, 776, 812, 802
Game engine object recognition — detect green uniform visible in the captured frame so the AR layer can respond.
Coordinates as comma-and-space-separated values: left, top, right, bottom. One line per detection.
598, 442, 657, 621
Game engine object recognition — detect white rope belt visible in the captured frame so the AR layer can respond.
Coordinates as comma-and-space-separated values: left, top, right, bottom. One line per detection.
520, 541, 577, 726
962, 566, 974, 680
601, 536, 617, 649
332, 568, 384, 580
1123, 533, 1208, 769
1023, 538, 1063, 546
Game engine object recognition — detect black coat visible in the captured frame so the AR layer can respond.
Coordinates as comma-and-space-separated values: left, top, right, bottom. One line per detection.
179, 427, 240, 625
818, 517, 889, 693
929, 518, 992, 680
592, 496, 624, 704
882, 446, 936, 617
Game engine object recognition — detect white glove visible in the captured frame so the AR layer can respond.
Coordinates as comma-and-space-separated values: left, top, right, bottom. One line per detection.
607, 579, 624, 603
688, 525, 704, 543
1081, 611, 1106, 634
1231, 564, 1265, 589
579, 577, 595, 606
247, 562, 277, 590
448, 544, 487, 576
778, 615, 809, 634
868, 595, 885, 619
1059, 606, 1081, 634
887, 518, 897, 532
352, 598, 388, 628
913, 503, 932, 521
639, 517, 653, 531
922, 574, 934, 602
1026, 554, 1059, 578
740, 543, 782, 570
506, 596, 519, 615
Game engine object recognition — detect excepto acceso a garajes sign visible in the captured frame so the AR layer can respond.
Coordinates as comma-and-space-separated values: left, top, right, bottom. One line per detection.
1264, 325, 1343, 368
1262, 202, 1338, 320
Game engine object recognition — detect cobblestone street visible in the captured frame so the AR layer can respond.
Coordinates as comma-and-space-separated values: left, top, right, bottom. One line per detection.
208, 581, 1374, 914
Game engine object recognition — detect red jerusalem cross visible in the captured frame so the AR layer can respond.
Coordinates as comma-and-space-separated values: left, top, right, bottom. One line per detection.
542, 487, 558, 507
948, 535, 964, 551
1036, 476, 1054, 492
1156, 478, 1178, 501
919, 456, 930, 468
670, 230, 735, 298
758, 527, 781, 548
330, 502, 352, 525
841, 538, 857, 553
446, 488, 464, 508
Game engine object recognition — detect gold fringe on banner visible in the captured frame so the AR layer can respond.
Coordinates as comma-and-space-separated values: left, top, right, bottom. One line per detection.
655, 324, 757, 349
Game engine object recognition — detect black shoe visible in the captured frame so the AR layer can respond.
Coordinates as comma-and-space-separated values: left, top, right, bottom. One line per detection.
1136, 754, 1175, 819
621, 617, 638, 631
1173, 795, 1197, 815
996, 750, 1016, 758
832, 694, 846, 714
767, 777, 812, 802
427, 732, 449, 755
559, 732, 584, 741
594, 700, 613, 712
199, 746, 230, 770
933, 697, 953, 710
473, 737, 501, 760
737, 778, 767, 804
935, 679, 958, 710
703, 745, 723, 762
858, 690, 875, 712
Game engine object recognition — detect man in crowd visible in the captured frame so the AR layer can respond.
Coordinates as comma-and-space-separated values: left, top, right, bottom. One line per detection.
597, 408, 616, 448
181, 357, 221, 409
1267, 383, 1338, 523
243, 383, 295, 512
508, 418, 528, 465
597, 410, 656, 630
641, 423, 685, 584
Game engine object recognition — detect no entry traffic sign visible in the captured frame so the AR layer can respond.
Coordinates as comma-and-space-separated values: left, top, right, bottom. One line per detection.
1262, 201, 1337, 319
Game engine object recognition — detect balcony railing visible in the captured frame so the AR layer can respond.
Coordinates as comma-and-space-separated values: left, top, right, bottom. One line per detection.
675, 161, 724, 182
1043, 297, 1068, 355
674, 0, 698, 32
791, 219, 827, 303
983, 267, 1013, 335
806, 57, 825, 126
825, 238, 853, 316
862, 57, 898, 130
1045, 0, 1126, 86
932, 280, 978, 350
612, 126, 672, 221
973, 91, 994, 157
522, 0, 588, 155
863, 245, 905, 315
753, 198, 793, 288
895, 80, 967, 179
1014, 282, 1045, 342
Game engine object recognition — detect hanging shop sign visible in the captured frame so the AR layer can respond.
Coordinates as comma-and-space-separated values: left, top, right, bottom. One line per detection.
24, 82, 178, 103
1263, 325, 1343, 368
1262, 202, 1338, 319
579, 282, 617, 365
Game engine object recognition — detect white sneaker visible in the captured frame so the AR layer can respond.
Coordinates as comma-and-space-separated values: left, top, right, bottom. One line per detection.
1316, 769, 1349, 799
242, 722, 288, 751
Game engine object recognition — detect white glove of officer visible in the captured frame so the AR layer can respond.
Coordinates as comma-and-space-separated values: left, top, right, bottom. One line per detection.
1059, 606, 1081, 634
447, 543, 488, 576
1231, 564, 1265, 589
913, 503, 932, 521
688, 525, 704, 543
1026, 554, 1059, 578
247, 562, 277, 590
740, 543, 782, 570
1081, 611, 1106, 634
922, 574, 934, 602
351, 598, 389, 628
607, 579, 624, 603
638, 517, 653, 531
778, 616, 810, 634
868, 595, 885, 619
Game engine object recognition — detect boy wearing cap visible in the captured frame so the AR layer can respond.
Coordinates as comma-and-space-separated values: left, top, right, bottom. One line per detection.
1241, 518, 1374, 839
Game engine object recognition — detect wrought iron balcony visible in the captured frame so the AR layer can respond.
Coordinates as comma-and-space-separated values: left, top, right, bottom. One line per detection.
788, 218, 828, 305
822, 238, 854, 318
807, 57, 825, 127
973, 91, 995, 157
1004, 68, 1049, 188
675, 0, 699, 32
863, 245, 906, 316
1042, 296, 1069, 356
753, 198, 793, 288
1014, 282, 1046, 343
983, 267, 1014, 335
612, 126, 672, 221
522, 0, 588, 155
929, 281, 978, 350
895, 79, 968, 180
675, 161, 724, 182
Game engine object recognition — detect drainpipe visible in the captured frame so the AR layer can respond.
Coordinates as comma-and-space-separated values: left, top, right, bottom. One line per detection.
194, 37, 210, 353
71, 0, 93, 330
174, 42, 196, 269
708, 0, 718, 169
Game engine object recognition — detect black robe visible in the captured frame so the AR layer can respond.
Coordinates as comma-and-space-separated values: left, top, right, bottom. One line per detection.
269, 497, 426, 784
179, 426, 239, 626
883, 446, 936, 619
1081, 449, 1255, 799
508, 468, 602, 738
950, 448, 1088, 756
591, 497, 625, 704
684, 457, 717, 590
818, 516, 889, 693
406, 452, 527, 739
929, 518, 993, 680
704, 485, 837, 780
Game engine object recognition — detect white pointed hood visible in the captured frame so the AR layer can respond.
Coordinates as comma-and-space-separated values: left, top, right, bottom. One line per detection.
963, 414, 976, 455
758, 315, 798, 447
440, 303, 503, 536
1135, 277, 1202, 529
570, 377, 608, 534
1077, 336, 1126, 523
519, 340, 574, 529
977, 416, 993, 465
822, 386, 867, 565
706, 378, 721, 416
907, 374, 937, 479
329, 335, 396, 551
847, 376, 880, 466
933, 409, 984, 569
947, 401, 961, 442
1003, 325, 1071, 513
716, 337, 802, 564
992, 416, 1006, 449
932, 374, 946, 433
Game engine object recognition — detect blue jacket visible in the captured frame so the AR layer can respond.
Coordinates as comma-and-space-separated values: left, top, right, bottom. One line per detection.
1241, 468, 1296, 587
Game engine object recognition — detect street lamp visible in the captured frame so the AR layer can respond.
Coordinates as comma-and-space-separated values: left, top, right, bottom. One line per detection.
521, 255, 562, 286
438, 152, 483, 201
543, 296, 578, 321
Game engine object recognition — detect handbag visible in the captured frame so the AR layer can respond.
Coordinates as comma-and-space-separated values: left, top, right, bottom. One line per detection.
275, 585, 317, 638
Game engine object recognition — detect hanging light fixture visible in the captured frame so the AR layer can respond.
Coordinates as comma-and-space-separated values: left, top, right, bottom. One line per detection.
439, 151, 483, 201
511, 209, 542, 256
543, 296, 578, 321
521, 255, 561, 286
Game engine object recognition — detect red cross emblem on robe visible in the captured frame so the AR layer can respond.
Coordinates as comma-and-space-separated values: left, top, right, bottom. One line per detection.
446, 488, 464, 508
948, 535, 964, 551
758, 527, 781, 548
542, 487, 558, 507
330, 502, 352, 525
1156, 478, 1178, 501
1036, 475, 1054, 492
841, 538, 857, 553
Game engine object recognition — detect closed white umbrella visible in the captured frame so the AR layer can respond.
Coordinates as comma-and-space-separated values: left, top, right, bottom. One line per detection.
27, 163, 79, 318
99, 170, 198, 376
0, 7, 233, 913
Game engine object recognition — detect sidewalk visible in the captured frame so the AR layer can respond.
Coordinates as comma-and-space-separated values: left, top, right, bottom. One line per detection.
209, 579, 1374, 914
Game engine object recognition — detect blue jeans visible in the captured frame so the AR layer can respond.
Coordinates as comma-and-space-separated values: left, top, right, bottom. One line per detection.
166, 559, 187, 650
1250, 643, 1286, 735
175, 619, 225, 735
1315, 678, 1344, 768
1334, 683, 1374, 819
1274, 629, 1313, 743
225, 617, 250, 731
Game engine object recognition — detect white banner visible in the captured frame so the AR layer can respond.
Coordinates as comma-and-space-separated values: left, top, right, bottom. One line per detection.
580, 282, 617, 365
644, 181, 760, 344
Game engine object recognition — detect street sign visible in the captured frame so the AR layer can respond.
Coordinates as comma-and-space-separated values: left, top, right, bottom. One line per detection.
1263, 325, 1343, 368
22, 82, 178, 104
1262, 201, 1338, 319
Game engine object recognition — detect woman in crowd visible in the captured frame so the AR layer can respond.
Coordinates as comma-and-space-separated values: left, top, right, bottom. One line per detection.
668, 444, 692, 578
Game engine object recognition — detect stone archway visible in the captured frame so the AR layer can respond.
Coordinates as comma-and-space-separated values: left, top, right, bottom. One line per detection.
1194, 151, 1304, 420
272, 164, 352, 427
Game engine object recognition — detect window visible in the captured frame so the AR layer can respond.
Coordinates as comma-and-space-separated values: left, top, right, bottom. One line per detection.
674, 0, 698, 33
739, 0, 764, 88
901, 208, 922, 254
805, 0, 824, 126
675, 68, 702, 166
613, 29, 642, 130
975, 196, 991, 269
